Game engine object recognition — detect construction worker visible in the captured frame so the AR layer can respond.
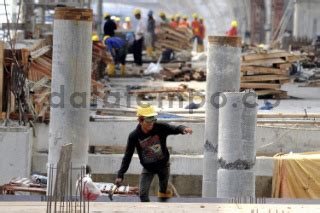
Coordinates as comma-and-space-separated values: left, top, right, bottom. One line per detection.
146, 10, 156, 58
92, 35, 100, 42
179, 16, 190, 28
198, 17, 206, 52
169, 15, 178, 28
103, 13, 117, 37
122, 17, 132, 30
115, 17, 121, 30
115, 103, 193, 202
159, 11, 169, 24
227, 20, 238, 36
133, 8, 145, 67
191, 13, 202, 52
175, 13, 181, 27
103, 35, 127, 76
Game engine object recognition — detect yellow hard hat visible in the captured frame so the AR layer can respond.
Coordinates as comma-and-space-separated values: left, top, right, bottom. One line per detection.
92, 35, 99, 42
104, 13, 110, 18
115, 17, 121, 22
125, 16, 131, 22
103, 35, 110, 43
133, 8, 141, 15
175, 13, 180, 18
200, 17, 204, 21
192, 13, 198, 18
183, 15, 188, 20
231, 20, 238, 27
170, 15, 175, 20
136, 103, 158, 117
159, 11, 165, 17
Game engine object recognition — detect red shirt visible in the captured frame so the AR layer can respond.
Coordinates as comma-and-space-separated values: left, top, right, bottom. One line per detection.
192, 20, 201, 37
227, 27, 237, 36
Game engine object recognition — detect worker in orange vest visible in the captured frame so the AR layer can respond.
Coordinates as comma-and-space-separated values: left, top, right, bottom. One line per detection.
179, 16, 190, 28
198, 17, 205, 52
169, 15, 178, 28
191, 13, 202, 52
227, 20, 238, 36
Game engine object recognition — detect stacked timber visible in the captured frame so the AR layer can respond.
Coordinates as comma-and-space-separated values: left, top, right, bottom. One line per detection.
161, 63, 206, 81
155, 24, 193, 52
241, 50, 306, 98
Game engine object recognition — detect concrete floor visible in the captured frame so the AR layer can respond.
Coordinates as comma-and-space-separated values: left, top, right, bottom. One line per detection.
1, 202, 320, 213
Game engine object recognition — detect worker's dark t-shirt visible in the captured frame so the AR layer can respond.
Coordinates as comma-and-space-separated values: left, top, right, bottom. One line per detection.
117, 122, 186, 179
104, 19, 117, 37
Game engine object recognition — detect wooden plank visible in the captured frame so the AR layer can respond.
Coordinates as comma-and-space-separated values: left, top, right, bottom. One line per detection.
54, 143, 72, 200
242, 51, 291, 61
241, 75, 290, 82
240, 83, 281, 89
0, 41, 3, 113
277, 63, 291, 69
240, 66, 289, 75
254, 89, 285, 96
241, 58, 286, 66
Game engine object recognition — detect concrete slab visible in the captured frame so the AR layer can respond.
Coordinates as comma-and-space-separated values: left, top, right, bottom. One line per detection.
0, 127, 32, 185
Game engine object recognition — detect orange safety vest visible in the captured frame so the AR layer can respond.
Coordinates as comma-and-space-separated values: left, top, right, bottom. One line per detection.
192, 20, 201, 37
179, 20, 190, 28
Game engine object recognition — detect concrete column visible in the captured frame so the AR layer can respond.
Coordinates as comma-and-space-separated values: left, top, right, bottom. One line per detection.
97, 0, 103, 37
202, 36, 241, 197
293, 0, 300, 38
48, 7, 93, 194
217, 92, 257, 198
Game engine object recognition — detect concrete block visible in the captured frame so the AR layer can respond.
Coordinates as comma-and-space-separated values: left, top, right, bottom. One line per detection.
0, 127, 32, 185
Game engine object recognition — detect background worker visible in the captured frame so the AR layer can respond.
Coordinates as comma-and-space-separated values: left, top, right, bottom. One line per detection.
179, 15, 190, 28
159, 11, 169, 24
115, 17, 122, 30
103, 35, 127, 76
227, 20, 238, 36
169, 15, 177, 28
146, 10, 156, 58
198, 17, 206, 52
103, 13, 117, 37
123, 17, 132, 30
115, 104, 193, 202
133, 9, 145, 68
191, 13, 202, 52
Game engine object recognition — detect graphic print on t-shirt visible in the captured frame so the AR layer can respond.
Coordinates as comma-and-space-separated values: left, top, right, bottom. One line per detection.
139, 135, 164, 163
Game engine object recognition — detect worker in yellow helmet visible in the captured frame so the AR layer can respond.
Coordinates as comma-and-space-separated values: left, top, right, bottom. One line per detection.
146, 10, 156, 58
175, 13, 181, 26
122, 17, 132, 30
133, 8, 145, 68
169, 15, 178, 28
227, 20, 238, 36
103, 12, 117, 37
115, 103, 193, 202
115, 17, 121, 29
103, 35, 127, 76
159, 11, 169, 24
178, 15, 190, 28
191, 13, 202, 52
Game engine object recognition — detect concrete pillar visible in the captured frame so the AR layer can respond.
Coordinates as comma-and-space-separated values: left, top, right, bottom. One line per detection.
202, 36, 241, 197
293, 0, 300, 38
97, 0, 103, 37
48, 7, 93, 194
217, 92, 257, 198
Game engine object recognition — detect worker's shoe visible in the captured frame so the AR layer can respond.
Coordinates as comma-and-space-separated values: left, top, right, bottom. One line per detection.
157, 190, 173, 202
146, 46, 153, 58
107, 63, 115, 76
120, 64, 126, 76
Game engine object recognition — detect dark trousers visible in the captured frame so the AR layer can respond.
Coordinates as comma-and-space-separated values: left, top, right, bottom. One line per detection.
114, 45, 127, 65
133, 37, 143, 66
139, 164, 170, 202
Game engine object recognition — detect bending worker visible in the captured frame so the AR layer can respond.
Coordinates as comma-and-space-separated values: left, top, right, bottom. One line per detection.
103, 35, 127, 76
115, 104, 193, 202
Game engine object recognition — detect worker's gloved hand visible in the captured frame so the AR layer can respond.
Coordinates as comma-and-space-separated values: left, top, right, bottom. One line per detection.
115, 178, 123, 187
183, 127, 193, 135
